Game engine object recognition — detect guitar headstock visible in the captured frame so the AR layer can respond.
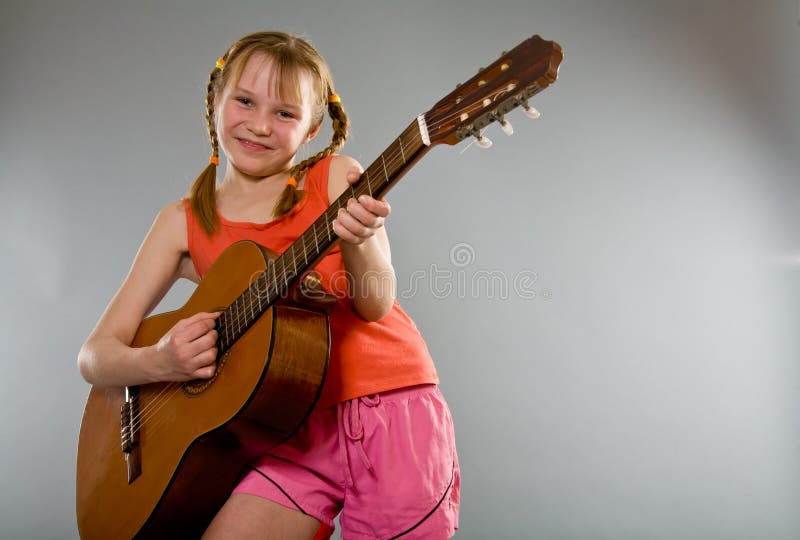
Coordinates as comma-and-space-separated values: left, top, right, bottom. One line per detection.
423, 35, 563, 147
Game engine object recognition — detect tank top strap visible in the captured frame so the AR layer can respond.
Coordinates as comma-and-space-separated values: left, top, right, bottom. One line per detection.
181, 197, 194, 226
303, 154, 336, 205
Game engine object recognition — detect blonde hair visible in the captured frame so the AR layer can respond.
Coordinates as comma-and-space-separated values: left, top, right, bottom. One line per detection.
190, 31, 350, 236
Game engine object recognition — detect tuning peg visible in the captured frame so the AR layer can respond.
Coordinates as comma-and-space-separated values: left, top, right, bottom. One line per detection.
522, 101, 541, 119
472, 129, 493, 148
499, 117, 514, 136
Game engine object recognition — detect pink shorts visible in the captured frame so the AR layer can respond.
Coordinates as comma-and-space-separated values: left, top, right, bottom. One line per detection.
233, 384, 460, 539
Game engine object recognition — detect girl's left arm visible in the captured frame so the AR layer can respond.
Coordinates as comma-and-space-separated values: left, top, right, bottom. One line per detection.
328, 155, 396, 322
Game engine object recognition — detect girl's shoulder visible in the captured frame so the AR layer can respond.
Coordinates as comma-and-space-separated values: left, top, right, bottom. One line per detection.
158, 198, 191, 238
150, 198, 196, 281
324, 154, 362, 203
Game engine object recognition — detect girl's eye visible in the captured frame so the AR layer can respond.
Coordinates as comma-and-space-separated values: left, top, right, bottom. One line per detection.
278, 111, 296, 119
235, 97, 253, 106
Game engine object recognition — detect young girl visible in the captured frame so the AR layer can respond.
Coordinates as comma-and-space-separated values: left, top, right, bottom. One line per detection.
77, 31, 459, 539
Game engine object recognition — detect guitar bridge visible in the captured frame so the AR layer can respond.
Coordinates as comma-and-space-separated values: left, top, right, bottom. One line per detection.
120, 386, 141, 483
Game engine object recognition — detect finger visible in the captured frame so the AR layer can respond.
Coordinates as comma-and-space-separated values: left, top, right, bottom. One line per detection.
181, 320, 218, 343
187, 345, 218, 371
346, 199, 385, 228
345, 166, 363, 185
183, 311, 221, 325
177, 312, 220, 336
337, 207, 372, 237
357, 195, 391, 217
185, 329, 218, 358
331, 218, 362, 244
191, 359, 218, 380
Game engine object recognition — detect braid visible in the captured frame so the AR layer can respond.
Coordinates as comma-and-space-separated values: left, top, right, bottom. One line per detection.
273, 98, 351, 217
189, 59, 226, 237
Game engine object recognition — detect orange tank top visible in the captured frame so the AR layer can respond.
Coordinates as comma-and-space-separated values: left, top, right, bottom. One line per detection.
183, 155, 438, 405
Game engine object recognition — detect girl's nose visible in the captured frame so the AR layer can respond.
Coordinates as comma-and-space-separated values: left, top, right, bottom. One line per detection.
248, 114, 272, 136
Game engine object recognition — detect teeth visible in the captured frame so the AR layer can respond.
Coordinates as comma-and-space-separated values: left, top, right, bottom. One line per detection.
240, 138, 268, 149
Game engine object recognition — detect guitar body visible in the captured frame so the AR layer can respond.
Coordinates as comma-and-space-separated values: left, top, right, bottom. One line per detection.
76, 240, 331, 539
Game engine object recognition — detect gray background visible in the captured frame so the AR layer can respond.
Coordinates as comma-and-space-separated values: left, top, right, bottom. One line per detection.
1, 0, 798, 538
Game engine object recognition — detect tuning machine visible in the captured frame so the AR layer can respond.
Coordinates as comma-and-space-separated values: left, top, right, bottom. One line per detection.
491, 113, 514, 136
471, 128, 493, 149
522, 100, 541, 119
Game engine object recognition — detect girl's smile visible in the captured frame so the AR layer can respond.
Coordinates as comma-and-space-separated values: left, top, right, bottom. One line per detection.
235, 137, 273, 152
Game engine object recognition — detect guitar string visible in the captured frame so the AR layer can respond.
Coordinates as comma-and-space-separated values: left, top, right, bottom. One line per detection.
96, 382, 180, 459
131, 384, 183, 437
128, 382, 182, 436
128, 380, 180, 426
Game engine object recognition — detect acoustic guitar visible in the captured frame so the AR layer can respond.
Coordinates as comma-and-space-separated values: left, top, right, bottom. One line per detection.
76, 34, 563, 539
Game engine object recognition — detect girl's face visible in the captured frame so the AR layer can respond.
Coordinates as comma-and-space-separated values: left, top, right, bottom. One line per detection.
216, 53, 320, 179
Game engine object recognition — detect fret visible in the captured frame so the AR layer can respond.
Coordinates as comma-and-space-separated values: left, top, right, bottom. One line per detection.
398, 137, 406, 164
364, 170, 372, 197
221, 313, 230, 349
301, 234, 308, 265
238, 295, 247, 328
381, 154, 389, 184
263, 272, 271, 304
236, 296, 245, 330
270, 262, 278, 299
247, 288, 255, 326
231, 300, 240, 336
217, 314, 226, 351
238, 291, 247, 329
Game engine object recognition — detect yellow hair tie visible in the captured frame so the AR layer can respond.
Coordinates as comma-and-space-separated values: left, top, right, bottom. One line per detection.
215, 57, 225, 70
285, 177, 298, 188
328, 93, 341, 104
209, 155, 219, 166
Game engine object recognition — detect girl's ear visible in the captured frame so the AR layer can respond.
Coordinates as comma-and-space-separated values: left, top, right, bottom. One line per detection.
306, 122, 322, 143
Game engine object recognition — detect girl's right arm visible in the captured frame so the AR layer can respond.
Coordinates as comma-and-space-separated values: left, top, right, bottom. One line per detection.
77, 199, 219, 387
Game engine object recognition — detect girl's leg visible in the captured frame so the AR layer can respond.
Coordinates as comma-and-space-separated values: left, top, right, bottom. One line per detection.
202, 493, 321, 540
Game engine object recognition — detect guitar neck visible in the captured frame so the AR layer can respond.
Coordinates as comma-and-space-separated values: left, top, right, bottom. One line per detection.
218, 116, 432, 352
216, 34, 564, 354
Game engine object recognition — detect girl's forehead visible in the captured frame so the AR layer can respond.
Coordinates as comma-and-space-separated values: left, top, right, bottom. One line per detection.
235, 53, 315, 105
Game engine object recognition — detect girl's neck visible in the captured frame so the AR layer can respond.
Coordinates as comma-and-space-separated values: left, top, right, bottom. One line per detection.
218, 164, 294, 198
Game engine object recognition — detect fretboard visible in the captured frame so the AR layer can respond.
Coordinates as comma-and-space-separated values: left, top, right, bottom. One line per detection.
216, 117, 431, 353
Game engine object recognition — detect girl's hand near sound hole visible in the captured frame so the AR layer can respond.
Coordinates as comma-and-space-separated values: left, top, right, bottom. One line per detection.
151, 311, 221, 381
